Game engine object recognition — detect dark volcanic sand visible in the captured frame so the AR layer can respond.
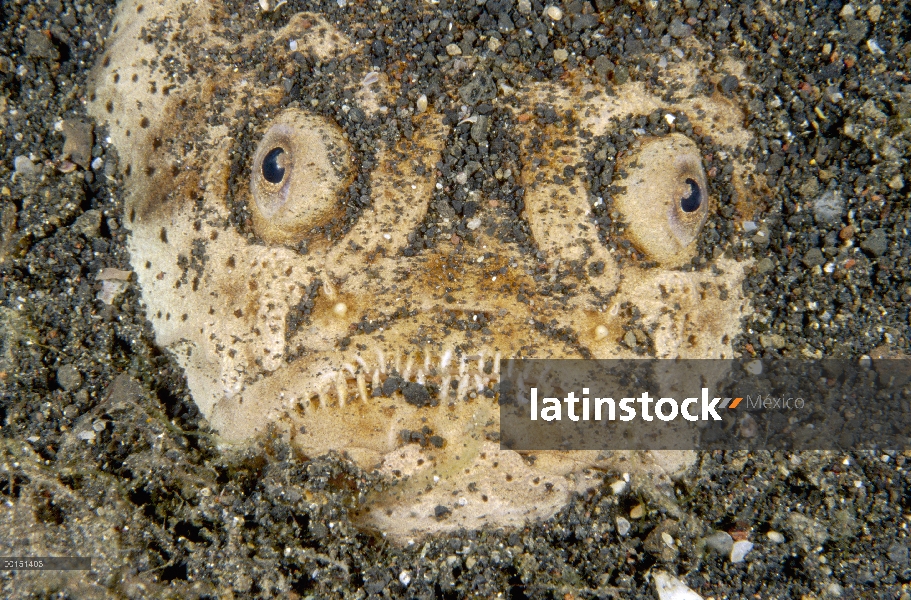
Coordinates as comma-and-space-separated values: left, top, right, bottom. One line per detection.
1, 0, 910, 598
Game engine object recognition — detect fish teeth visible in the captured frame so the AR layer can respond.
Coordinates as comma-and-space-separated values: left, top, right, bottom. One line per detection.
335, 371, 347, 407
357, 372, 368, 402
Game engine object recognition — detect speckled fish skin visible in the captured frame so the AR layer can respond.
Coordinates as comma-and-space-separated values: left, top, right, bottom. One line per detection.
88, 0, 760, 540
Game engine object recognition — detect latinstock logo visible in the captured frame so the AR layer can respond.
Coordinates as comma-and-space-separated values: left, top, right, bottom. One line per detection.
498, 358, 910, 452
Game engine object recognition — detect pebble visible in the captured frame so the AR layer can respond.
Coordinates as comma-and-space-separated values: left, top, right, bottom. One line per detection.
766, 531, 785, 544
24, 30, 58, 60
76, 430, 96, 442
545, 6, 563, 21
72, 209, 102, 237
610, 479, 627, 494
812, 190, 846, 224
13, 155, 39, 177
56, 364, 83, 392
802, 248, 825, 268
668, 18, 692, 39
652, 571, 704, 600
593, 55, 613, 78
517, 0, 531, 15
416, 94, 428, 113
445, 43, 462, 56
760, 333, 786, 350
553, 48, 568, 63
98, 280, 127, 305
629, 504, 645, 519
704, 531, 734, 555
860, 228, 888, 257
62, 120, 94, 169
398, 570, 411, 587
616, 516, 631, 536
867, 5, 882, 22
719, 74, 740, 95
730, 540, 754, 563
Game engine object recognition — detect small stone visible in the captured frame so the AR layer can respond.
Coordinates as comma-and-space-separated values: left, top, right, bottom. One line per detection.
96, 268, 133, 281
802, 248, 825, 267
719, 74, 740, 95
25, 30, 59, 60
446, 43, 462, 56
62, 120, 94, 169
545, 6, 563, 20
786, 513, 829, 550
888, 174, 904, 190
487, 38, 502, 52
705, 531, 734, 555
668, 18, 692, 39
652, 571, 704, 600
92, 419, 107, 432
629, 504, 645, 519
56, 364, 83, 392
517, 0, 531, 14
867, 5, 882, 22
466, 218, 481, 230
72, 209, 102, 237
13, 155, 39, 177
613, 65, 629, 84
799, 176, 820, 198
416, 94, 428, 113
399, 570, 412, 586
840, 3, 855, 19
766, 531, 785, 544
624, 330, 637, 348
887, 543, 909, 565
593, 55, 613, 78
838, 225, 855, 240
98, 280, 127, 305
757, 257, 774, 273
860, 228, 888, 257
813, 190, 846, 224
553, 48, 568, 63
616, 516, 631, 536
434, 505, 452, 519
730, 540, 753, 563
610, 479, 627, 494
760, 333, 786, 350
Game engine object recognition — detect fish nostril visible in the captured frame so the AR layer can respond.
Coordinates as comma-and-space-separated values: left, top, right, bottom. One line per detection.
262, 147, 286, 184
680, 178, 701, 213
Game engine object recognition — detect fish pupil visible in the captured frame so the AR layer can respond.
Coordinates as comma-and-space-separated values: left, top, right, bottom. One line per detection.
680, 178, 701, 212
262, 147, 286, 184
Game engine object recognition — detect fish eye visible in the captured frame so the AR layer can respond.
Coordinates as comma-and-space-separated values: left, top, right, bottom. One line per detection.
613, 133, 709, 267
262, 147, 286, 184
680, 178, 701, 213
249, 109, 352, 245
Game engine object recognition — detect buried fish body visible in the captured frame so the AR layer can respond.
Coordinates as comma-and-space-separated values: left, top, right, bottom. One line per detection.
89, 0, 761, 540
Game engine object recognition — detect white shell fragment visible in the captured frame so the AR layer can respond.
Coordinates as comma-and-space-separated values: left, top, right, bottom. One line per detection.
653, 571, 704, 600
